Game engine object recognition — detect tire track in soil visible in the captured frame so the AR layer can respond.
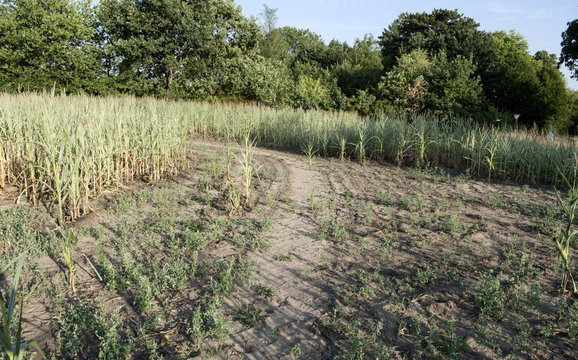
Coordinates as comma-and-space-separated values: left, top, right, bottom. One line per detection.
219, 149, 335, 360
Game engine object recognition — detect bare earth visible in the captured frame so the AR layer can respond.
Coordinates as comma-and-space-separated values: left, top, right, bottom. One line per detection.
2, 139, 577, 359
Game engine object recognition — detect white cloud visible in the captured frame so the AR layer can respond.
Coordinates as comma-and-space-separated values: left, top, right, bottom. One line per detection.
485, 2, 523, 15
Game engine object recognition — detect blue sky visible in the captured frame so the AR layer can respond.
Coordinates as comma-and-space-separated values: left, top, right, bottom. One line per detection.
234, 0, 578, 89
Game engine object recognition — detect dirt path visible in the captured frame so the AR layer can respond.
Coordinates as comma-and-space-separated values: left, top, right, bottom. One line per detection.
221, 150, 335, 359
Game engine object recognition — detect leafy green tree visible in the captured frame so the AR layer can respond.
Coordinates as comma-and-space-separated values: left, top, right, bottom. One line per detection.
97, 0, 261, 97
278, 26, 336, 69
334, 35, 383, 98
0, 0, 97, 92
568, 90, 578, 134
379, 48, 430, 112
560, 19, 578, 79
261, 28, 290, 61
378, 9, 502, 108
491, 31, 570, 130
223, 55, 293, 105
534, 53, 571, 131
293, 73, 334, 110
259, 4, 278, 34
424, 52, 483, 116
378, 48, 482, 116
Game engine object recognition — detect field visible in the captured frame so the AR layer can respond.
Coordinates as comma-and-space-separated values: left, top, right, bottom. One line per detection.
1, 93, 577, 359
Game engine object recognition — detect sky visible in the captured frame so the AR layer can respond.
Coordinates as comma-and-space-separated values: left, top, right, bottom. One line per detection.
234, 0, 578, 90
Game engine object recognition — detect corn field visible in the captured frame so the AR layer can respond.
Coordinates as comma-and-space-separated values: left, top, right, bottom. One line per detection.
1, 93, 576, 221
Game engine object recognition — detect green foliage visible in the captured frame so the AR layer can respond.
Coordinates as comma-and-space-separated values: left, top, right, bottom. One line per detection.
97, 0, 260, 96
490, 31, 571, 130
379, 9, 493, 73
223, 56, 293, 105
293, 73, 337, 110
0, 0, 97, 92
560, 19, 578, 79
0, 2, 573, 129
379, 49, 430, 112
378, 9, 570, 129
0, 256, 45, 360
56, 301, 130, 358
334, 35, 383, 98
260, 28, 290, 60
473, 272, 506, 320
379, 49, 483, 116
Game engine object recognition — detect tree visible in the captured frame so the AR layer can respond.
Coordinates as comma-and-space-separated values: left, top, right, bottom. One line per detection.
261, 28, 290, 60
334, 35, 383, 97
0, 0, 97, 92
378, 9, 502, 108
378, 48, 482, 116
534, 52, 571, 131
560, 19, 578, 79
490, 31, 570, 130
223, 55, 293, 105
97, 0, 261, 96
259, 4, 278, 34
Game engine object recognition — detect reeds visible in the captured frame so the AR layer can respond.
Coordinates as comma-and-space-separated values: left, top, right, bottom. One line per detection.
187, 103, 577, 187
0, 93, 187, 222
1, 93, 576, 224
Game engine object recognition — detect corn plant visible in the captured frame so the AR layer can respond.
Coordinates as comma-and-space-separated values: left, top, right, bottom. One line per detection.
0, 256, 45, 360
301, 139, 318, 168
59, 226, 77, 292
554, 157, 578, 294
236, 136, 257, 208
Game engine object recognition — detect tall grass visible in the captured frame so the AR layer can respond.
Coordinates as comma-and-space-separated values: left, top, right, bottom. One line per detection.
188, 102, 577, 186
1, 93, 576, 223
0, 93, 187, 222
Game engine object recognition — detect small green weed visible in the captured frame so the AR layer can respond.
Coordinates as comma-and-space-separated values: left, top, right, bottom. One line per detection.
234, 304, 267, 328
473, 272, 506, 321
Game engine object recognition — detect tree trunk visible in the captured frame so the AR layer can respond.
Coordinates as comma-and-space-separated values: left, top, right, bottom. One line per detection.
166, 68, 174, 94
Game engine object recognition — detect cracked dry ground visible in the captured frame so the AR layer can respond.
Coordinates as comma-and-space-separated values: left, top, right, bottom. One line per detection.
4, 139, 578, 359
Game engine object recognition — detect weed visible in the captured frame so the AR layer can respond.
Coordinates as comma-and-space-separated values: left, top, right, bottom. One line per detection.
413, 266, 438, 288
133, 275, 157, 312
473, 272, 506, 321
512, 317, 531, 354
376, 188, 393, 206
254, 285, 274, 299
442, 214, 461, 235
234, 304, 267, 328
56, 301, 130, 358
331, 223, 350, 244
438, 317, 466, 357
410, 317, 436, 358
210, 258, 237, 296
558, 299, 578, 338
291, 342, 303, 358
186, 296, 230, 352
486, 192, 505, 209
274, 255, 292, 262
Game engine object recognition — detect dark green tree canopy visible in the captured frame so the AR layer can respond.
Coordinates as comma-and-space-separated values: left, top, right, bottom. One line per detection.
0, 0, 96, 91
97, 0, 260, 96
379, 9, 480, 69
560, 19, 578, 79
378, 9, 502, 108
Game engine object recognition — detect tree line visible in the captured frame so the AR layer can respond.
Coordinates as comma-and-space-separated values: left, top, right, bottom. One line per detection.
1, 0, 577, 132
